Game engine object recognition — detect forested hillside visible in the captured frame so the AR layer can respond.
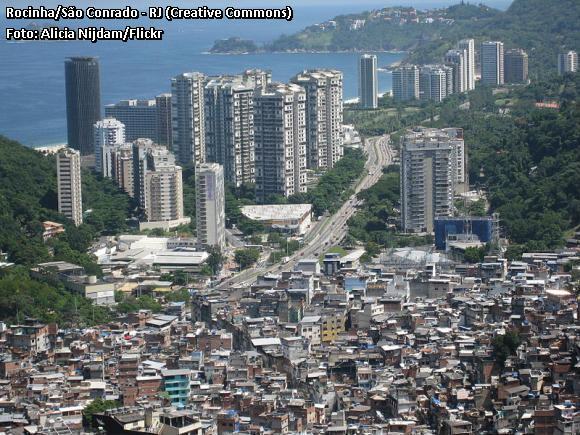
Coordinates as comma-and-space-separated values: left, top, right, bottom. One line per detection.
410, 0, 580, 78
436, 75, 580, 252
0, 137, 135, 268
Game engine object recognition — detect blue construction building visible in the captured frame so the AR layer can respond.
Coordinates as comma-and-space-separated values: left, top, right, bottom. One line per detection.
434, 216, 496, 250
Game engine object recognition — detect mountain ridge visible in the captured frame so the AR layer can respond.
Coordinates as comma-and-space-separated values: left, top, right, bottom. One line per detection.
211, 0, 580, 77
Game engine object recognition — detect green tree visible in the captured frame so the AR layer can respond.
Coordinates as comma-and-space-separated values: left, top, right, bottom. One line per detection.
492, 330, 521, 366
234, 248, 260, 269
83, 399, 120, 428
116, 294, 162, 314
170, 271, 188, 286
464, 247, 486, 264
364, 241, 381, 257
165, 288, 191, 303
206, 245, 225, 275
505, 245, 525, 261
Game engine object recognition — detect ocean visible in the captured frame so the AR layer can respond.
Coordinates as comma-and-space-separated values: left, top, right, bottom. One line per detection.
0, 0, 512, 147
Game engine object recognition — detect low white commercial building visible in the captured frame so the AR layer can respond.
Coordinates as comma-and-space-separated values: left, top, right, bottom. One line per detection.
240, 204, 312, 235
97, 235, 208, 273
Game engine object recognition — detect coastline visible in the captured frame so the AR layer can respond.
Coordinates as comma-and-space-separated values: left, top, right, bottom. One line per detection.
206, 48, 408, 56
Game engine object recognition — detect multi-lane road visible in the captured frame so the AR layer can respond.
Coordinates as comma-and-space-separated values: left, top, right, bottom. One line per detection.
216, 134, 394, 290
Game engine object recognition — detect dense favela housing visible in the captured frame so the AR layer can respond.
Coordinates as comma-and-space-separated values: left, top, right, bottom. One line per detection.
0, 3, 579, 431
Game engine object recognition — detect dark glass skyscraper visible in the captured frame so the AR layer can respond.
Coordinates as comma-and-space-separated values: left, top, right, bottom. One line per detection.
65, 57, 101, 155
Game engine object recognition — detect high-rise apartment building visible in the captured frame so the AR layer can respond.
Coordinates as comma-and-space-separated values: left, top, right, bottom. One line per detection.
242, 69, 272, 90
204, 75, 256, 186
480, 41, 504, 86
171, 72, 206, 165
457, 39, 476, 91
65, 57, 101, 155
419, 65, 453, 102
155, 93, 172, 148
392, 65, 420, 102
440, 127, 467, 188
104, 99, 157, 142
195, 163, 226, 250
558, 50, 578, 75
359, 54, 378, 109
291, 69, 344, 169
254, 83, 307, 202
504, 49, 529, 83
93, 118, 125, 175
445, 49, 468, 93
144, 150, 184, 225
57, 148, 83, 226
132, 139, 186, 229
110, 144, 134, 197
400, 128, 461, 233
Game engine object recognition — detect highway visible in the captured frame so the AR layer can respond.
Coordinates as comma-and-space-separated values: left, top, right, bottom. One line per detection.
215, 134, 394, 290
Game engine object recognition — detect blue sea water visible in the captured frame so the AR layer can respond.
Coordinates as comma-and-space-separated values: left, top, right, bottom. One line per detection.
0, 0, 512, 146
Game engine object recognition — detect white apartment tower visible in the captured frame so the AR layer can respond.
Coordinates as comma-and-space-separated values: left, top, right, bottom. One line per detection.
57, 148, 83, 226
558, 51, 578, 75
291, 69, 344, 169
441, 127, 467, 188
457, 39, 476, 91
204, 75, 255, 186
359, 54, 378, 109
401, 128, 462, 233
110, 144, 134, 197
392, 65, 420, 102
243, 69, 272, 91
445, 49, 468, 93
481, 41, 504, 86
195, 163, 226, 250
254, 83, 307, 202
93, 117, 126, 176
171, 72, 206, 165
132, 139, 185, 227
419, 65, 453, 102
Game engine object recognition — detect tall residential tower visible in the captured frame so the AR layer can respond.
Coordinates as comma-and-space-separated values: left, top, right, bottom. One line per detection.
291, 69, 344, 169
65, 57, 101, 155
104, 99, 157, 142
254, 83, 307, 202
93, 117, 125, 175
359, 54, 378, 109
400, 128, 462, 233
419, 65, 453, 102
457, 39, 476, 91
504, 49, 529, 84
445, 49, 468, 93
195, 163, 226, 250
132, 139, 187, 229
171, 72, 206, 165
480, 41, 504, 86
392, 65, 420, 102
155, 93, 172, 148
204, 75, 256, 186
558, 51, 578, 75
57, 148, 83, 226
